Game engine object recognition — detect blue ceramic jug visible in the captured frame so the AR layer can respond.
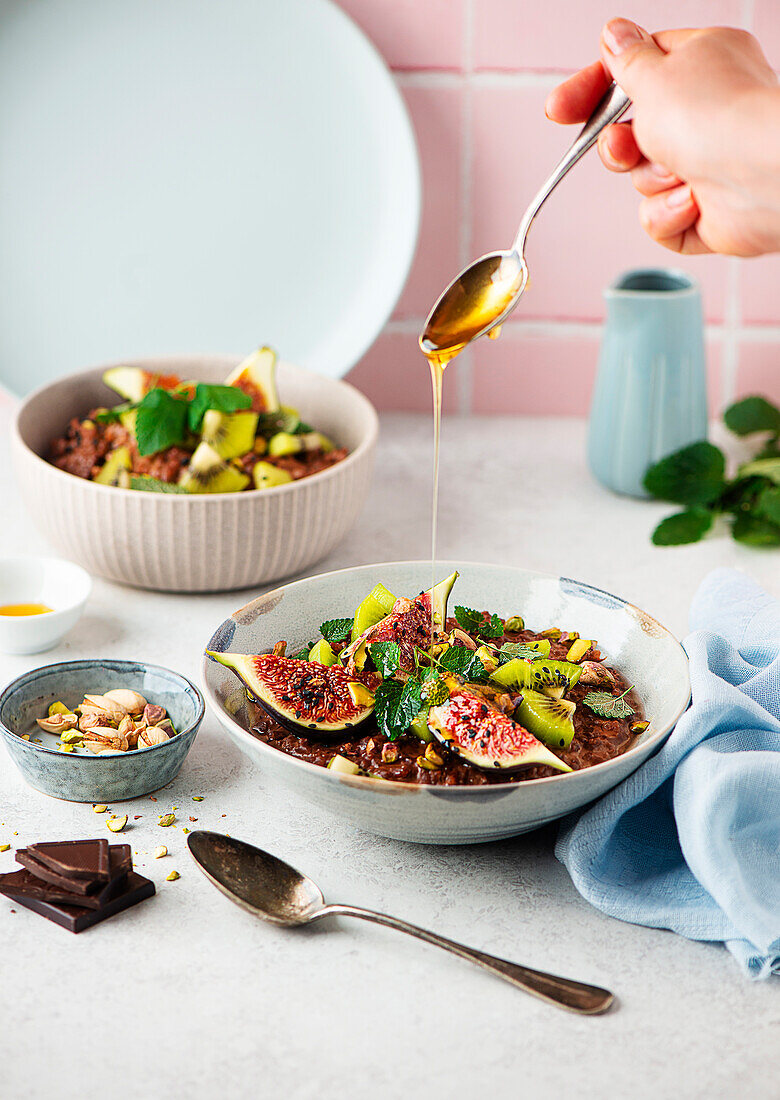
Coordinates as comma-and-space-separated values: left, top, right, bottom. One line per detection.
588, 268, 708, 498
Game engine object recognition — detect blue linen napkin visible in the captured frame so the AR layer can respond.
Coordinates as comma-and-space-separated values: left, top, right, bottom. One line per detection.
556, 567, 780, 979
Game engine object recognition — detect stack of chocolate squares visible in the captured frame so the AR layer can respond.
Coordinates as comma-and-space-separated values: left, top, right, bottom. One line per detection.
0, 839, 154, 932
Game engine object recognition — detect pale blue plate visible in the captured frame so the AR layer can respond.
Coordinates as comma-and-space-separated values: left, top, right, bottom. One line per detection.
0, 659, 204, 802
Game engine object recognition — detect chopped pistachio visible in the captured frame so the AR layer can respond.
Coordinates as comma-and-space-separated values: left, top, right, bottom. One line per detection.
417, 756, 439, 770
153, 846, 167, 859
166, 870, 180, 882
424, 743, 444, 767
20, 734, 30, 741
192, 796, 204, 802
60, 729, 84, 744
0, 844, 10, 853
93, 804, 108, 813
107, 814, 128, 833
182, 827, 190, 834
48, 701, 71, 717
630, 720, 650, 734
504, 615, 525, 632
58, 743, 75, 753
158, 813, 175, 827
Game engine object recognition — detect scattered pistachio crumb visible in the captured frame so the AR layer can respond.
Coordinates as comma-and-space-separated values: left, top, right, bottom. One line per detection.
192, 796, 204, 802
0, 845, 10, 853
182, 827, 190, 834
20, 734, 30, 741
158, 813, 175, 827
93, 804, 108, 814
153, 846, 167, 859
107, 815, 128, 833
166, 870, 180, 882
189, 816, 197, 822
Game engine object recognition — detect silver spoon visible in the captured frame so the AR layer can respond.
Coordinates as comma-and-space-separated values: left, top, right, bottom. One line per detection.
420, 82, 631, 359
188, 830, 614, 1015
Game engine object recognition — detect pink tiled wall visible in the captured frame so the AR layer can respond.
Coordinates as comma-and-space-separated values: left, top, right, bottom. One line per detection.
342, 0, 780, 415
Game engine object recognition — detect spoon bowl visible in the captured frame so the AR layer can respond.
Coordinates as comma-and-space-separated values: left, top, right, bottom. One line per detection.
421, 83, 630, 359
188, 830, 615, 1014
187, 830, 323, 925
420, 250, 527, 362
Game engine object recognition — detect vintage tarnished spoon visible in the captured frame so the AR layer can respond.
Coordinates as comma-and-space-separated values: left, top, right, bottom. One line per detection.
188, 831, 614, 1015
420, 82, 631, 363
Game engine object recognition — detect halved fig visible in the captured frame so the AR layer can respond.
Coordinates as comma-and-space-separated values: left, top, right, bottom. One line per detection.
102, 366, 182, 403
206, 652, 377, 735
341, 572, 458, 671
225, 347, 280, 413
427, 682, 571, 773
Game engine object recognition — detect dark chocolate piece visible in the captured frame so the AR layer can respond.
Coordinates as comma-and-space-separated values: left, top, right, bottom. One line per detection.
4, 871, 155, 932
16, 843, 132, 895
30, 839, 110, 881
0, 846, 132, 910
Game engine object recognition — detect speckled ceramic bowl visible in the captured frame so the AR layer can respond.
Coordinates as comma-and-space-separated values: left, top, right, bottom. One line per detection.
203, 561, 691, 845
0, 659, 205, 802
12, 355, 378, 592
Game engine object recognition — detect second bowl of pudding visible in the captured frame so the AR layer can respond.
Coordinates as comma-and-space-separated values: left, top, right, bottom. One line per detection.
12, 355, 378, 592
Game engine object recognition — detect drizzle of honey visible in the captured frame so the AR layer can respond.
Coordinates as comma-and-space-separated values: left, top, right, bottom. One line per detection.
420, 258, 522, 628
0, 603, 53, 617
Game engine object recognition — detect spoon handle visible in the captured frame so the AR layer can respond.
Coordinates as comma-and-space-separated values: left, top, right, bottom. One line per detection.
320, 903, 613, 1015
512, 81, 631, 255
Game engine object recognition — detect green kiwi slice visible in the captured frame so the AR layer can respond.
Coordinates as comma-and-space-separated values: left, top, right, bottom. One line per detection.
178, 442, 250, 494
490, 658, 582, 694
515, 689, 576, 749
201, 409, 259, 459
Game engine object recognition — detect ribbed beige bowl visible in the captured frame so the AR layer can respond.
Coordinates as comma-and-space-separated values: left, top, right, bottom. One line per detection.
12, 356, 378, 592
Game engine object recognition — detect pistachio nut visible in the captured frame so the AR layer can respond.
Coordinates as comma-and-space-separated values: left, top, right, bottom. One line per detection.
104, 688, 147, 715
36, 712, 79, 734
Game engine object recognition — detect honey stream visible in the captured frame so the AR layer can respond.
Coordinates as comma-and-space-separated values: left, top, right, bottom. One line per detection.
420, 256, 522, 622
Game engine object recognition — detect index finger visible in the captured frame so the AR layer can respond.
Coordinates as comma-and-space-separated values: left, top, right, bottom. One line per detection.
545, 61, 610, 124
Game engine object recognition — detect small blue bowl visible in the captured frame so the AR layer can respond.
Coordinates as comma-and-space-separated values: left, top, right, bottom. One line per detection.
0, 659, 205, 802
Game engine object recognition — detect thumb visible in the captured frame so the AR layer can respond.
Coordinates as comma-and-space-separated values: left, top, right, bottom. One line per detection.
600, 18, 665, 98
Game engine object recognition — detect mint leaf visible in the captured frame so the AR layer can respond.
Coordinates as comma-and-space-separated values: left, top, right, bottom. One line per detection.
293, 420, 314, 435
130, 476, 188, 494
732, 512, 780, 547
135, 388, 188, 456
582, 689, 634, 719
368, 641, 402, 679
187, 384, 252, 433
373, 679, 404, 741
737, 458, 780, 485
756, 486, 780, 526
651, 508, 713, 546
397, 678, 426, 729
319, 618, 353, 643
724, 396, 780, 437
454, 606, 504, 638
437, 645, 489, 683
643, 442, 726, 506
291, 642, 314, 660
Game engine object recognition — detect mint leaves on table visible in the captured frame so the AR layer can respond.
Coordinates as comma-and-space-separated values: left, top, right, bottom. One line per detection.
643, 395, 780, 547
454, 606, 504, 638
319, 618, 353, 643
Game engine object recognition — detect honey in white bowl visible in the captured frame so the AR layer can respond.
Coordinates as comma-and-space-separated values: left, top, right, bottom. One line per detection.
0, 603, 53, 617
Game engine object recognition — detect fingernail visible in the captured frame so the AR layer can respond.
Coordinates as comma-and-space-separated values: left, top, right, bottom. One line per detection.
603, 18, 644, 55
665, 185, 693, 208
650, 162, 674, 178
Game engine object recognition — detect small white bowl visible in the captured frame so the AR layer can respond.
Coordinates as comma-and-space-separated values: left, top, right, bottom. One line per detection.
0, 557, 91, 654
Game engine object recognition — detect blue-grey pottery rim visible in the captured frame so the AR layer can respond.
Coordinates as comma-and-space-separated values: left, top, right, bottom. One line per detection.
0, 659, 205, 803
202, 561, 692, 844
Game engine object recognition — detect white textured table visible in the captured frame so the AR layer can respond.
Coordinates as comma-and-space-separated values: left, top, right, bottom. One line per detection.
1, 406, 777, 1100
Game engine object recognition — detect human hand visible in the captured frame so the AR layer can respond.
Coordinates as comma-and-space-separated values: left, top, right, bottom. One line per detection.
546, 19, 780, 256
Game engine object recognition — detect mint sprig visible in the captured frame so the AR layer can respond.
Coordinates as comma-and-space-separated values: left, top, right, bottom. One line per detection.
644, 395, 780, 548
186, 384, 252, 433
454, 606, 504, 638
368, 641, 402, 679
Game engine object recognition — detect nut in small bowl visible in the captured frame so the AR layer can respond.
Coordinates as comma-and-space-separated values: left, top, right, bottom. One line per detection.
0, 659, 204, 802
